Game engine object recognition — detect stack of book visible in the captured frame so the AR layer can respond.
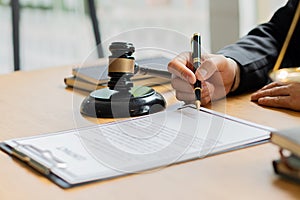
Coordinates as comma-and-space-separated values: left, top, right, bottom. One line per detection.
271, 128, 300, 183
64, 56, 172, 92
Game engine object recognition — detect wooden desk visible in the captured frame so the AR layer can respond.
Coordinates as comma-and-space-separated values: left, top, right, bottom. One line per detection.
0, 66, 300, 200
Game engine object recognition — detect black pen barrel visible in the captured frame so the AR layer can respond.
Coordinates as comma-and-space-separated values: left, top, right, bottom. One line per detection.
191, 33, 202, 107
194, 80, 201, 99
192, 34, 201, 64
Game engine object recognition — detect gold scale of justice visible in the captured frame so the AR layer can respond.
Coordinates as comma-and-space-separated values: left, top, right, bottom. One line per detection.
269, 1, 300, 82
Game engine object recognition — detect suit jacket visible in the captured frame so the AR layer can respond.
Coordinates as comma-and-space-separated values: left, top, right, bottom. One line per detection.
218, 0, 300, 94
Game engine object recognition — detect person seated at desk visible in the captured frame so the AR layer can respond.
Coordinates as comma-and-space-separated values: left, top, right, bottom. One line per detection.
168, 0, 300, 111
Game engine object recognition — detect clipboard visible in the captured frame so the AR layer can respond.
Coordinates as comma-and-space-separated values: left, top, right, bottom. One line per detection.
0, 106, 272, 188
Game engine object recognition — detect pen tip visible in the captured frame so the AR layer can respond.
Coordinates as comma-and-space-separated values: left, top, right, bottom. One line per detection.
195, 100, 201, 110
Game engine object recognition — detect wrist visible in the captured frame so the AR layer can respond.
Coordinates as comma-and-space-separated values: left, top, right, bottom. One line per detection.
226, 58, 240, 92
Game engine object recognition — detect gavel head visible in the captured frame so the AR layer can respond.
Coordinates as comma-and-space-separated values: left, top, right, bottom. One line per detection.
80, 41, 166, 118
107, 42, 136, 92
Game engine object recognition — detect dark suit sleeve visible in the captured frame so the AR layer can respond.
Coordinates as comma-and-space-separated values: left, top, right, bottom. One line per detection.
217, 0, 300, 94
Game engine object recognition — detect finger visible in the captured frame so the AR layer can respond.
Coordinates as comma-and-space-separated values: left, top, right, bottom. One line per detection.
251, 85, 289, 101
171, 74, 211, 97
171, 76, 194, 93
168, 52, 196, 84
174, 81, 211, 103
195, 58, 218, 81
172, 52, 193, 69
176, 91, 211, 106
260, 82, 285, 90
201, 82, 211, 98
257, 96, 291, 109
200, 81, 211, 97
199, 95, 211, 106
195, 54, 232, 82
176, 91, 196, 102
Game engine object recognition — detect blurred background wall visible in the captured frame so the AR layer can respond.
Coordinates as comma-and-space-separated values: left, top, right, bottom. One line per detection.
0, 0, 287, 74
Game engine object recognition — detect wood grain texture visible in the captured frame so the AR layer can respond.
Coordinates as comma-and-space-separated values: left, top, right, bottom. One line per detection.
0, 65, 300, 200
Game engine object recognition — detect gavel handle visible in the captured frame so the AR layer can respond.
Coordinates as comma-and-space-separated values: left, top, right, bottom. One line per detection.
135, 64, 171, 79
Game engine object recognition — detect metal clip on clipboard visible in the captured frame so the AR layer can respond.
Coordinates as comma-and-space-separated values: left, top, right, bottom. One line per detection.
7, 141, 67, 176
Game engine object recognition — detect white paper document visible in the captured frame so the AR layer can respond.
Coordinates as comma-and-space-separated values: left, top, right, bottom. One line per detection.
0, 106, 271, 188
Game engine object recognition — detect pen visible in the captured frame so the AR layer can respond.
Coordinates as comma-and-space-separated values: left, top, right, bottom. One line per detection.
191, 33, 202, 110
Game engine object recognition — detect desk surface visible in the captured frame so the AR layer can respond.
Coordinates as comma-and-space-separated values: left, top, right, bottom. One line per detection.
0, 66, 300, 200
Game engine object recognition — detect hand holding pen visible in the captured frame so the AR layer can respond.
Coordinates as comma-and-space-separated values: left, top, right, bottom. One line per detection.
168, 37, 238, 106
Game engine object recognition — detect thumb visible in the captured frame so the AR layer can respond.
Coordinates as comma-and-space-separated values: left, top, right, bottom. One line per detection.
195, 58, 218, 81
